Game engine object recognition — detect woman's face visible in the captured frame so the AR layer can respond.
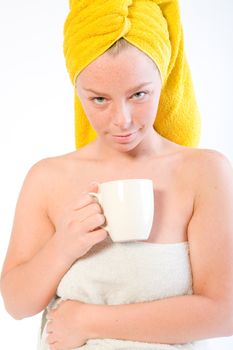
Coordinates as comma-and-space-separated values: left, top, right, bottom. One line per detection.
76, 45, 162, 153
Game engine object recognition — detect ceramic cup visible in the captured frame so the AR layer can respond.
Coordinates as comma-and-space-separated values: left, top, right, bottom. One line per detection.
88, 178, 154, 242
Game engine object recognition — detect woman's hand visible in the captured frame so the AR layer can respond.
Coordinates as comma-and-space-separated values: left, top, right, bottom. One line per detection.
46, 299, 91, 350
55, 182, 108, 265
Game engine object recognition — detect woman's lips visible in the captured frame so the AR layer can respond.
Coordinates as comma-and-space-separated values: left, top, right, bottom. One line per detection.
111, 131, 138, 143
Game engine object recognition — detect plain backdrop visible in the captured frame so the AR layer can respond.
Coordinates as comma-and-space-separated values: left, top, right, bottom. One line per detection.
0, 1, 232, 349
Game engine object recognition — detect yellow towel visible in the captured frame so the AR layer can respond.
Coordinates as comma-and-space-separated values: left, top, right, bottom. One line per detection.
63, 0, 201, 149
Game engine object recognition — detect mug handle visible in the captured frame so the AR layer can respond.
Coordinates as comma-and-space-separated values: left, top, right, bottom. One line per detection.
88, 192, 110, 232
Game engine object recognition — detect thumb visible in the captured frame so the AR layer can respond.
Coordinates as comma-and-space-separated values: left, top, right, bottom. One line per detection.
87, 181, 99, 193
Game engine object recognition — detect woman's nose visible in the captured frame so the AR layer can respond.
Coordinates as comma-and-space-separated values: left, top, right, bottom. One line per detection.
112, 103, 132, 129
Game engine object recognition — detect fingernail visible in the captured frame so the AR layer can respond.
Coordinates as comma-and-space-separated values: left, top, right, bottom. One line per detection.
90, 181, 99, 186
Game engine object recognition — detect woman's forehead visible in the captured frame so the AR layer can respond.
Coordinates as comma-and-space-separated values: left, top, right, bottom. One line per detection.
76, 48, 158, 84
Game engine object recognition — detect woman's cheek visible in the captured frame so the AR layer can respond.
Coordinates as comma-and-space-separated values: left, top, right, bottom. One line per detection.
87, 108, 109, 131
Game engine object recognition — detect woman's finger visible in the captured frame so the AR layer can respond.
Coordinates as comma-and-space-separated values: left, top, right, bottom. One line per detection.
46, 320, 53, 333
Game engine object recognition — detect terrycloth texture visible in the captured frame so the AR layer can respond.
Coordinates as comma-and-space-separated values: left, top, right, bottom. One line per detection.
37, 236, 203, 349
63, 0, 201, 149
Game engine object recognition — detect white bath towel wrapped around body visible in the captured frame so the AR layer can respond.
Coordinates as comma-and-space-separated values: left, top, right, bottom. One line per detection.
38, 235, 204, 349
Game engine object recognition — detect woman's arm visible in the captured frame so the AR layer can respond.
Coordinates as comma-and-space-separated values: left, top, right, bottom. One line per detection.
88, 294, 231, 344
0, 159, 107, 320
86, 150, 233, 343
0, 159, 73, 319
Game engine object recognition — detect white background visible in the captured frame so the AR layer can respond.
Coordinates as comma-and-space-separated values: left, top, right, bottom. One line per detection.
0, 1, 232, 349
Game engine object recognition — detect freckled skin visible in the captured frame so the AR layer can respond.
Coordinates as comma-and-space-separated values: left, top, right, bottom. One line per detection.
75, 45, 166, 161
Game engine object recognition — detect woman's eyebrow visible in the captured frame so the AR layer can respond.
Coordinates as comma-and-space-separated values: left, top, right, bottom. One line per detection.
83, 82, 153, 95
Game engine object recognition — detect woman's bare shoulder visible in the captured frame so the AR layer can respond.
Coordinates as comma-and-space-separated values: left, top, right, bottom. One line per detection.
180, 147, 233, 192
26, 150, 84, 179
179, 146, 231, 170
15, 152, 82, 209
189, 147, 231, 167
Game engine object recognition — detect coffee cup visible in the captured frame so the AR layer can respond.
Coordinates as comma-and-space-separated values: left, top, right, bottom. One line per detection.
88, 178, 154, 242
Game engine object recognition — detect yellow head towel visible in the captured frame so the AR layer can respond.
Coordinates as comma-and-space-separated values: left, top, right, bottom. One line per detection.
63, 0, 201, 149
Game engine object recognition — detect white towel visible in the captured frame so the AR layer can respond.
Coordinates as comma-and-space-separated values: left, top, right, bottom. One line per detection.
38, 236, 203, 349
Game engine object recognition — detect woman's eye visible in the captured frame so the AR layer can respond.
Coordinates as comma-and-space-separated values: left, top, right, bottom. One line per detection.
92, 97, 106, 105
132, 91, 148, 99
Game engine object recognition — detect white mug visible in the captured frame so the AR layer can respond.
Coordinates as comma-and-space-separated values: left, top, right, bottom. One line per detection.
89, 178, 154, 242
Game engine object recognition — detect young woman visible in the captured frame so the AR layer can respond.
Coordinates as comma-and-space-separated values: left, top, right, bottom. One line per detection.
1, 1, 233, 349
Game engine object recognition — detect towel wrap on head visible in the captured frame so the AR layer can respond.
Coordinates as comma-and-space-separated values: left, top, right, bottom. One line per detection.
63, 0, 201, 149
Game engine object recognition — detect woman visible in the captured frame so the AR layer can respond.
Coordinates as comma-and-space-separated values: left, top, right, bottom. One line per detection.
1, 1, 233, 349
